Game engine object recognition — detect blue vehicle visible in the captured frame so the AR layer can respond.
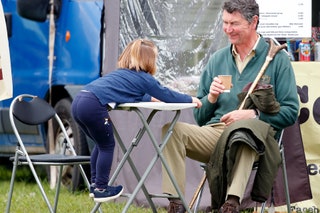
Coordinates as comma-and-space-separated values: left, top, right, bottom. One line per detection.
1, 0, 106, 189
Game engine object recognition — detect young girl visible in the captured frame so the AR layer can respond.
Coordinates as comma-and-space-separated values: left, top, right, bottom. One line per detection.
71, 39, 201, 203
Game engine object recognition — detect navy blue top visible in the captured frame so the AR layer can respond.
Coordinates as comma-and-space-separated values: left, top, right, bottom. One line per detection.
84, 68, 192, 106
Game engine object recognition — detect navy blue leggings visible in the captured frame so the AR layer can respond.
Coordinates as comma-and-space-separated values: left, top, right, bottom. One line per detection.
71, 91, 115, 189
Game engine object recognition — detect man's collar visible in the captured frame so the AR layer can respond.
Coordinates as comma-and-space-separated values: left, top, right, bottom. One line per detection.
232, 34, 261, 57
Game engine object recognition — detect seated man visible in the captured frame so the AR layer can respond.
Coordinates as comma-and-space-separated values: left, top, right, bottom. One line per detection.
161, 0, 299, 212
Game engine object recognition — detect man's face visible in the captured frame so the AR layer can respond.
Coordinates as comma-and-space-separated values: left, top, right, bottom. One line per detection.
222, 10, 257, 45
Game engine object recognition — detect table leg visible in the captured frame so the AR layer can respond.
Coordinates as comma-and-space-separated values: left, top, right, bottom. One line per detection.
110, 123, 157, 211
90, 110, 158, 213
120, 108, 191, 213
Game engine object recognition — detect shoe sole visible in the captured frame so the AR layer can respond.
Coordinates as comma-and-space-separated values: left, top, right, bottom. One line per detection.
94, 188, 124, 203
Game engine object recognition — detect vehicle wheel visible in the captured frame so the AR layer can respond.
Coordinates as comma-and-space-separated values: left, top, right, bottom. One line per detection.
47, 97, 91, 191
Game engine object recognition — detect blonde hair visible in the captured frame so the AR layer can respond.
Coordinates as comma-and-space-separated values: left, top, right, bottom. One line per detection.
118, 39, 158, 75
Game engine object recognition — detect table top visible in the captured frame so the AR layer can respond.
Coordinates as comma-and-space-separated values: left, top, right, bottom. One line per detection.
117, 102, 197, 111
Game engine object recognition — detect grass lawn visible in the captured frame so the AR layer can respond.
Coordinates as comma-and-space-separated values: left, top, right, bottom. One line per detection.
0, 160, 260, 213
0, 163, 167, 213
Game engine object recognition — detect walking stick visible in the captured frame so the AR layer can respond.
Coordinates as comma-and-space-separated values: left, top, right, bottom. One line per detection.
188, 39, 287, 211
188, 171, 207, 210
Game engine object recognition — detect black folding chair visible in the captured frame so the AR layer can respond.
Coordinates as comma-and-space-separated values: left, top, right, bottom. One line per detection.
6, 94, 91, 213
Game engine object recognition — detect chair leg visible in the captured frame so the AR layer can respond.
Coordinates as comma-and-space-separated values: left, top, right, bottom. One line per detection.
28, 161, 55, 213
78, 164, 90, 190
260, 201, 266, 213
259, 145, 290, 213
5, 154, 19, 213
6, 156, 55, 213
281, 146, 291, 213
193, 181, 205, 213
53, 165, 64, 212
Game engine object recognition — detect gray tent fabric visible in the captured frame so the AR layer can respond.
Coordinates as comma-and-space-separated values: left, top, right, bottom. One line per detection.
240, 121, 312, 209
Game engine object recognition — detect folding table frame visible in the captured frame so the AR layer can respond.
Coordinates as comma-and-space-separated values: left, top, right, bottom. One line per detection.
90, 102, 196, 213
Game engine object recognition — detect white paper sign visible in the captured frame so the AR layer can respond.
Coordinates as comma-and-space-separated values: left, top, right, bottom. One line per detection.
0, 1, 13, 101
256, 0, 312, 38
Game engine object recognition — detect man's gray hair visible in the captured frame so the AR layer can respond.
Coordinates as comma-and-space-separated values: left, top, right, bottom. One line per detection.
222, 0, 259, 24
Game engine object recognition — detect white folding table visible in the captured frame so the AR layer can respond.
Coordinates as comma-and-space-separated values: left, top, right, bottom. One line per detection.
90, 102, 196, 213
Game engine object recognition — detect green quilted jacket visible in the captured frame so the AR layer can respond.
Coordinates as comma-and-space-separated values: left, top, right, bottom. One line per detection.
205, 119, 281, 209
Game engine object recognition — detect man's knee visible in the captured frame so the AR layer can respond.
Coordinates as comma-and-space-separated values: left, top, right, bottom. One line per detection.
162, 122, 184, 136
162, 122, 170, 136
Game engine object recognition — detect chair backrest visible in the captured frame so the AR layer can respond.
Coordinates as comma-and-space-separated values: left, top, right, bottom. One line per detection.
11, 94, 56, 125
9, 94, 79, 156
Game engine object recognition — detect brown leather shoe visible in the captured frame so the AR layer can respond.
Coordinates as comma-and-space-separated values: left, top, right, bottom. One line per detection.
205, 206, 213, 213
218, 201, 240, 213
167, 200, 186, 213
